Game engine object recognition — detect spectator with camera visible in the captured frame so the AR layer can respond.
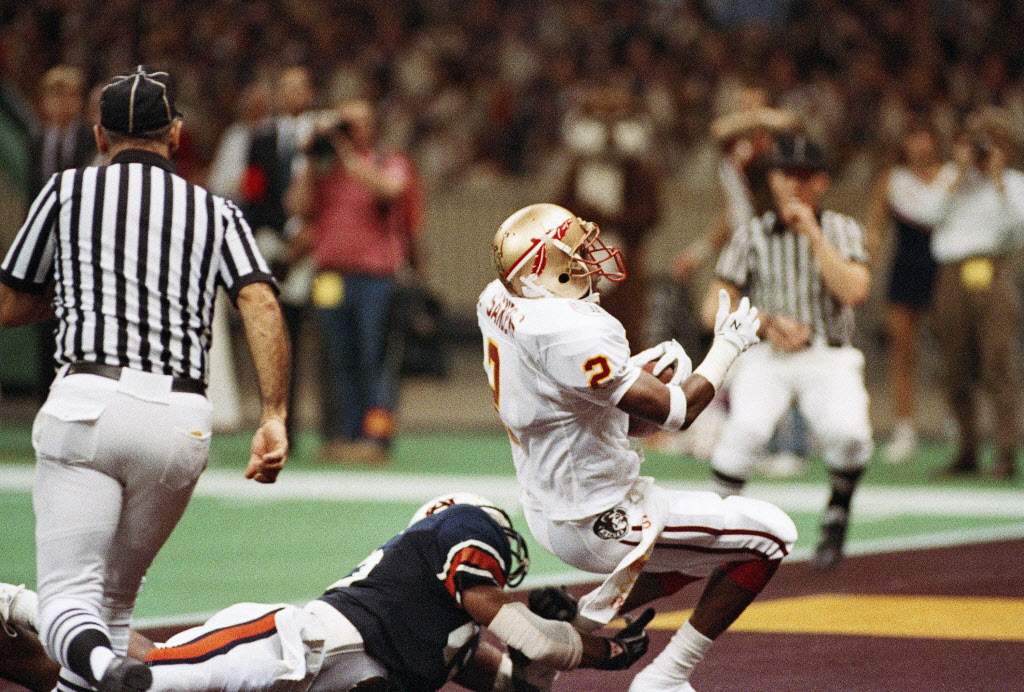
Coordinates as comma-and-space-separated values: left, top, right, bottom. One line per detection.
925, 107, 1024, 480
286, 99, 423, 464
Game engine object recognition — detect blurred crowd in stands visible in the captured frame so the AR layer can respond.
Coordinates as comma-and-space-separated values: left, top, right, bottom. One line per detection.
4, 0, 1024, 469
3, 0, 1024, 194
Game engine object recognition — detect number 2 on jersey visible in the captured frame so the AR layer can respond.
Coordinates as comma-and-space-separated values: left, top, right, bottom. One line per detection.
584, 355, 611, 387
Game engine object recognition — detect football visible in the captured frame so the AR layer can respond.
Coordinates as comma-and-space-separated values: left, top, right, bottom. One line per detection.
628, 360, 675, 437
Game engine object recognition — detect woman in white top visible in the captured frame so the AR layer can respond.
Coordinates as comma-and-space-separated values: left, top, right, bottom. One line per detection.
866, 118, 959, 463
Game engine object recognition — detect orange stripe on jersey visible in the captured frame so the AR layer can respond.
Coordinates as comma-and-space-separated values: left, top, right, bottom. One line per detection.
145, 609, 281, 665
444, 546, 505, 597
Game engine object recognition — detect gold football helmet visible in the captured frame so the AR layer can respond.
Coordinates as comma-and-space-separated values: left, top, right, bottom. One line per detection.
492, 203, 626, 299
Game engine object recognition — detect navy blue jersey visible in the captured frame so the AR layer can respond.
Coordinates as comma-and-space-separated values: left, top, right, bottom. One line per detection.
319, 505, 512, 691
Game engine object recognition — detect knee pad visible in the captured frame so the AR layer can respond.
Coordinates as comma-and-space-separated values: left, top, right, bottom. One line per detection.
723, 558, 780, 593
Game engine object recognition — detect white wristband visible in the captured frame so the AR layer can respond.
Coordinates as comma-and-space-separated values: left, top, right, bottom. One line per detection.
661, 385, 688, 431
693, 336, 742, 391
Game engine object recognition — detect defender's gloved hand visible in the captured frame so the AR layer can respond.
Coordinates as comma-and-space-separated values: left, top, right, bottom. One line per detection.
595, 608, 655, 671
628, 339, 692, 385
713, 289, 760, 353
527, 586, 578, 623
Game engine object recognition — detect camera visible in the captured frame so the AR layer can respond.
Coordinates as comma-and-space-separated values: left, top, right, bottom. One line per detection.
305, 120, 353, 163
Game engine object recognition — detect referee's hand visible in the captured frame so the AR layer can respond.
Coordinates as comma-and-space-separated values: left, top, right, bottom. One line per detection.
246, 418, 288, 483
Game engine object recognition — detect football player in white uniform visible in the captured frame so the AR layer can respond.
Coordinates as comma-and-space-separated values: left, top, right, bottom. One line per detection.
478, 203, 798, 691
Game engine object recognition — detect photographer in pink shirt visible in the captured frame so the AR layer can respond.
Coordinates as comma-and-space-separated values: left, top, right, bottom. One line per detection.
287, 99, 423, 464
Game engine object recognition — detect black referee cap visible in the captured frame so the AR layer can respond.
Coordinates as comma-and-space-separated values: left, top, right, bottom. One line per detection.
769, 133, 826, 173
100, 65, 181, 136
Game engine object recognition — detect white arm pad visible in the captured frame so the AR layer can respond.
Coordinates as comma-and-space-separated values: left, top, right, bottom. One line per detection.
488, 602, 584, 670
692, 336, 742, 392
661, 384, 688, 431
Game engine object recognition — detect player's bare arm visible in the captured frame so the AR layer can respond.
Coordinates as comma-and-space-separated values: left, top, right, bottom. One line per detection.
0, 284, 54, 329
618, 370, 715, 431
236, 281, 291, 483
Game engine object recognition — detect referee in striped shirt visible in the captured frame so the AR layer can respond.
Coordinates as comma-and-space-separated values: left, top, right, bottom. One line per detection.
701, 134, 874, 571
0, 66, 290, 692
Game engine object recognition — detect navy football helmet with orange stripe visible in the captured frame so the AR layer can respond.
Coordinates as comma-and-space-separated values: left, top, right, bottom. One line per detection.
410, 492, 530, 587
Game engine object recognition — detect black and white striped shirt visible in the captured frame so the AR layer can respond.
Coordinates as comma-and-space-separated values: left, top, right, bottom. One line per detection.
715, 209, 868, 346
0, 149, 276, 382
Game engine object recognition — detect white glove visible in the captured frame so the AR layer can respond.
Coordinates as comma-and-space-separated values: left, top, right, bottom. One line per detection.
628, 339, 692, 386
713, 289, 760, 353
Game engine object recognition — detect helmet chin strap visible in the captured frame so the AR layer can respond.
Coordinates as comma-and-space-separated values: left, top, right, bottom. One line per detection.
520, 276, 555, 298
520, 274, 596, 301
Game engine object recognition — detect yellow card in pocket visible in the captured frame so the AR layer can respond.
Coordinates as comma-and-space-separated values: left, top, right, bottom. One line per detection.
960, 257, 994, 292
312, 271, 344, 308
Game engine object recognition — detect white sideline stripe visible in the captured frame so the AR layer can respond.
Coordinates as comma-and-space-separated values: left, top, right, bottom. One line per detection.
1, 467, 1023, 517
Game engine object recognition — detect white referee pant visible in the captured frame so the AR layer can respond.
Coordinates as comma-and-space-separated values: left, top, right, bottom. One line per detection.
145, 601, 389, 692
712, 341, 873, 479
33, 367, 211, 687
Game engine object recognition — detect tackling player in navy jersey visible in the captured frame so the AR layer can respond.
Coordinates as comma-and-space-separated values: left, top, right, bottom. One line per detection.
1, 493, 652, 692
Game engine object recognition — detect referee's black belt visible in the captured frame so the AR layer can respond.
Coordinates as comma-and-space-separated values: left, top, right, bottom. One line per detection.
65, 362, 207, 395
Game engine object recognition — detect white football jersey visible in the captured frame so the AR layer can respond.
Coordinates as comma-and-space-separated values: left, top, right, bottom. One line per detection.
477, 280, 643, 520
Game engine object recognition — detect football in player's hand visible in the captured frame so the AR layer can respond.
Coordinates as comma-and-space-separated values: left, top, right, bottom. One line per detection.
628, 360, 674, 437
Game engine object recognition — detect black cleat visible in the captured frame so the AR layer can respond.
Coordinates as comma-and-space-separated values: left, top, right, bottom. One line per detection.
812, 522, 847, 571
97, 657, 152, 692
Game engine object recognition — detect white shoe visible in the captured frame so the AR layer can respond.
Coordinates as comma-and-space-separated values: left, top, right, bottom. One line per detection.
761, 451, 807, 478
882, 422, 917, 464
0, 582, 38, 635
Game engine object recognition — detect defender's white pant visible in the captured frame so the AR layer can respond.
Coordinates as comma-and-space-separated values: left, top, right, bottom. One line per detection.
526, 484, 797, 576
146, 602, 388, 692
33, 369, 212, 686
712, 342, 873, 478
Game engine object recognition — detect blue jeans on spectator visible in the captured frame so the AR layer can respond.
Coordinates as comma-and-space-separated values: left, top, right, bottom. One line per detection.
317, 274, 399, 443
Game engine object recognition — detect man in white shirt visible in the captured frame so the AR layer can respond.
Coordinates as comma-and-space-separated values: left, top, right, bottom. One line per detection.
927, 107, 1024, 480
478, 203, 797, 691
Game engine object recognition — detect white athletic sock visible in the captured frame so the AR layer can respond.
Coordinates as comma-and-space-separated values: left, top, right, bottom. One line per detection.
629, 621, 712, 691
90, 646, 116, 683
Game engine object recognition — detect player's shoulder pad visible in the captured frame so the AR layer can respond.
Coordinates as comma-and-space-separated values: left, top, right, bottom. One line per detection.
433, 505, 508, 550
517, 295, 618, 336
